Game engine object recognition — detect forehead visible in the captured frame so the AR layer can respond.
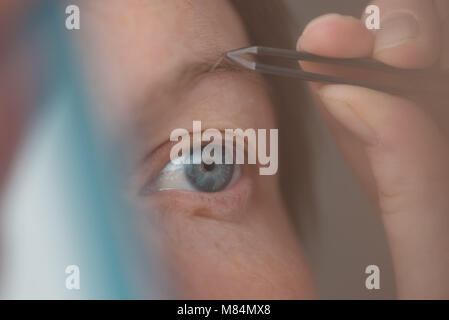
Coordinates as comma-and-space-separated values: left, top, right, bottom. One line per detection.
82, 0, 249, 91
80, 0, 270, 160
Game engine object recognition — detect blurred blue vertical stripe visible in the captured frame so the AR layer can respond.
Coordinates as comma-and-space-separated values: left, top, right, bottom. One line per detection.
1, 0, 159, 299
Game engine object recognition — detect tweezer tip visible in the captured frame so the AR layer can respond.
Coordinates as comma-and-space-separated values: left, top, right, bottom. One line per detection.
226, 46, 259, 56
225, 46, 258, 70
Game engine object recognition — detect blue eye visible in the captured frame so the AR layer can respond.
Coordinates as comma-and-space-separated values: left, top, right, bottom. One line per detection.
145, 145, 241, 194
184, 151, 235, 192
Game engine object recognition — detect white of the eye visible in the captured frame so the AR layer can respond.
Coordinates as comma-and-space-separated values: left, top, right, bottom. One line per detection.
153, 146, 241, 192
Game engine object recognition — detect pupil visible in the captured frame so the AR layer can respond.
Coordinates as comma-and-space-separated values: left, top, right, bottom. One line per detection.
203, 162, 215, 171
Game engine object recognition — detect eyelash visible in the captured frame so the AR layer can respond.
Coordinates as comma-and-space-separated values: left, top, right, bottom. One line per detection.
134, 137, 256, 221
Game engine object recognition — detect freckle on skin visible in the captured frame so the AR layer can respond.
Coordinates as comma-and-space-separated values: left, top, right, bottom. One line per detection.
193, 207, 214, 218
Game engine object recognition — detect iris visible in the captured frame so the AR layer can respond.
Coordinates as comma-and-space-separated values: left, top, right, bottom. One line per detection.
185, 148, 234, 192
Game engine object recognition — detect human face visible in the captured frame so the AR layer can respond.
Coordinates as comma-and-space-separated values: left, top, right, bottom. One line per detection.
80, 0, 316, 299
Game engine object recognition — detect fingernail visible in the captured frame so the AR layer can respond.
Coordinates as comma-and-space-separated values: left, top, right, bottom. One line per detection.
318, 92, 378, 146
375, 12, 420, 53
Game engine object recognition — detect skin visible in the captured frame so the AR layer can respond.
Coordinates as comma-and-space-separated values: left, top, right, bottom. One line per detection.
299, 0, 449, 299
80, 0, 315, 299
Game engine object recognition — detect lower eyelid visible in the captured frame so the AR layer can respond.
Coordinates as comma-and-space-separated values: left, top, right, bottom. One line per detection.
147, 174, 252, 222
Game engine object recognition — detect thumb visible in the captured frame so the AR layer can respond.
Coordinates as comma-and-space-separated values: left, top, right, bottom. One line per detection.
368, 0, 441, 68
318, 84, 449, 299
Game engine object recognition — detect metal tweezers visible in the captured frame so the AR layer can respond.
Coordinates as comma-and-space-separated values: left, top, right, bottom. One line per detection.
226, 46, 449, 96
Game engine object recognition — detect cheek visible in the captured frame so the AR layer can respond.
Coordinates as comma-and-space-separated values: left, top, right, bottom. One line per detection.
137, 177, 314, 298
155, 204, 313, 299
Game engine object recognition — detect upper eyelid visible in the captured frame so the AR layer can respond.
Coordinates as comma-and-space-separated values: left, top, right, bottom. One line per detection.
141, 129, 250, 167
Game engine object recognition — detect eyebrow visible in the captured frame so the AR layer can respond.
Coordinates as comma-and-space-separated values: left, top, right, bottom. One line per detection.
138, 50, 255, 116
135, 49, 262, 161
174, 53, 248, 91
135, 50, 256, 162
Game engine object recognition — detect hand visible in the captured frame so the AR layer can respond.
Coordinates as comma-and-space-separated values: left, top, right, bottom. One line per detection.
298, 0, 449, 299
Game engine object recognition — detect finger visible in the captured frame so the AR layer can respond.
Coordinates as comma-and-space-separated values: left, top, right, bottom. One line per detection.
297, 14, 374, 91
313, 94, 380, 205
298, 13, 374, 58
298, 13, 415, 203
367, 0, 441, 68
318, 84, 449, 299
296, 13, 416, 101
